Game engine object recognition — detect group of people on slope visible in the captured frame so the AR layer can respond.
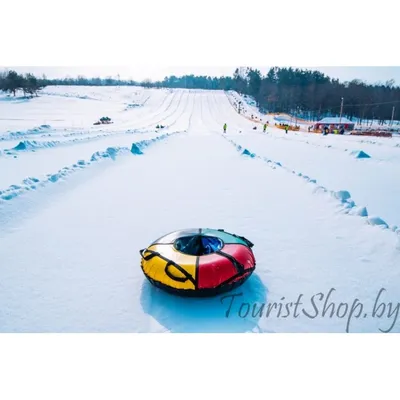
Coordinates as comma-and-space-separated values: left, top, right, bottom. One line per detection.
223, 121, 269, 134
322, 125, 345, 135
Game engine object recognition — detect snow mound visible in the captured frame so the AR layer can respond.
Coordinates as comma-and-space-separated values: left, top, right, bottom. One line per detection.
330, 190, 355, 209
351, 150, 371, 159
129, 133, 174, 155
90, 147, 130, 162
353, 206, 369, 217
11, 125, 52, 137
131, 144, 143, 155
334, 190, 351, 202
242, 148, 256, 158
367, 216, 389, 228
12, 140, 58, 151
227, 141, 256, 159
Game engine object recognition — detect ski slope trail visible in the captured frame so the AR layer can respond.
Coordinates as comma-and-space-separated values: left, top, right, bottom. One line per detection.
1, 90, 400, 333
0, 90, 193, 194
210, 91, 400, 230
0, 132, 171, 190
0, 86, 171, 134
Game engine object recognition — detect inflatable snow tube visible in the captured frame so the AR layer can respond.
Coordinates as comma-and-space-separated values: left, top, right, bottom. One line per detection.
140, 228, 256, 297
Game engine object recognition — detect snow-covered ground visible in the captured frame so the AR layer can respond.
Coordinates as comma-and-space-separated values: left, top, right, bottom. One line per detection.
1, 86, 399, 333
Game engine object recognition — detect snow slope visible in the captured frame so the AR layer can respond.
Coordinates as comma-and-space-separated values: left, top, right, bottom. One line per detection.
1, 87, 399, 333
216, 92, 400, 230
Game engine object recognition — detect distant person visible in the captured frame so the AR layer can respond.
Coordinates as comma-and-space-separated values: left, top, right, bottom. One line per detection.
223, 123, 227, 133
263, 123, 267, 133
285, 125, 288, 134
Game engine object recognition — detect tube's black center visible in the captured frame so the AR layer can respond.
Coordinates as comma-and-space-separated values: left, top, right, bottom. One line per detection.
174, 235, 223, 256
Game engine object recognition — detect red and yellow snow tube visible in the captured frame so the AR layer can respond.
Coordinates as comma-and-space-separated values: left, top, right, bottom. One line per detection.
140, 228, 256, 296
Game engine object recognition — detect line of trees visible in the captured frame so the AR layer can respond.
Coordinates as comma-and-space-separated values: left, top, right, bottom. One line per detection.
39, 74, 232, 89
232, 67, 400, 123
46, 75, 139, 87
43, 68, 399, 122
2, 67, 399, 122
0, 70, 46, 97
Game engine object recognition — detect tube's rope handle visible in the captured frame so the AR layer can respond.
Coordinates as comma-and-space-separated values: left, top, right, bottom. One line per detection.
139, 248, 148, 259
140, 248, 196, 285
165, 262, 193, 283
216, 250, 245, 274
217, 229, 254, 248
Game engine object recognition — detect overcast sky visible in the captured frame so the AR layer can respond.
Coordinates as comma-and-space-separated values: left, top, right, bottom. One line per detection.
3, 66, 400, 85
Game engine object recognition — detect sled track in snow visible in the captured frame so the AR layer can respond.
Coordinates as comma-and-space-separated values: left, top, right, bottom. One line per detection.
221, 134, 400, 237
125, 90, 183, 132
203, 91, 400, 238
186, 92, 196, 130
138, 90, 193, 132
138, 90, 182, 128
0, 131, 183, 206
201, 91, 223, 135
168, 91, 196, 131
0, 91, 192, 193
110, 89, 178, 133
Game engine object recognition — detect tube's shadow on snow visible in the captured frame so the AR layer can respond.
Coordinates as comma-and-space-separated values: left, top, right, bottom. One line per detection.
140, 273, 268, 333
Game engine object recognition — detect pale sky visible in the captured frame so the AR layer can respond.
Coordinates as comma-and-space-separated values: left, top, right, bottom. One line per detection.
3, 66, 400, 86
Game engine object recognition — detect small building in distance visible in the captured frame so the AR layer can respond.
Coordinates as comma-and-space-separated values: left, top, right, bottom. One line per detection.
314, 117, 355, 132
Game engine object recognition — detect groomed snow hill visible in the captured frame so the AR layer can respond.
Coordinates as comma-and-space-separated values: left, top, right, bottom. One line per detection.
1, 86, 400, 333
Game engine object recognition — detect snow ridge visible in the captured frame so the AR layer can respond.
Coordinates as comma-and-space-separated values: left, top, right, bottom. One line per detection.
1, 130, 182, 156
41, 91, 100, 101
13, 140, 59, 151
1, 135, 114, 156
1, 125, 52, 140
223, 135, 399, 236
0, 132, 176, 202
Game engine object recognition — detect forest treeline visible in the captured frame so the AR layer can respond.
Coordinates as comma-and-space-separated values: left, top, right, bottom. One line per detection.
1, 67, 399, 122
0, 70, 45, 97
